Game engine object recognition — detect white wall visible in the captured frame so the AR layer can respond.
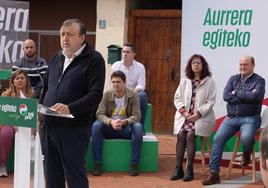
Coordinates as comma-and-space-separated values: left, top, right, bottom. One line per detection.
181, 0, 268, 117
95, 0, 128, 91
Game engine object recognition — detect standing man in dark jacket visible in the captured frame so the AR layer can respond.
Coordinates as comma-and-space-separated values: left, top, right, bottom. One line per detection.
202, 55, 265, 185
40, 19, 105, 188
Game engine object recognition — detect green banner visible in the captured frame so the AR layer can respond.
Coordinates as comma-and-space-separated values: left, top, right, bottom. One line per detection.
0, 96, 37, 128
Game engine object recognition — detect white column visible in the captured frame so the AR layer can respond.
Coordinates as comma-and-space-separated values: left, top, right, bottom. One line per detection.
34, 132, 45, 188
14, 127, 31, 188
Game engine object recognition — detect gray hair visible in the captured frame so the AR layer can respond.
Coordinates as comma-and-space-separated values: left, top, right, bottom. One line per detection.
61, 18, 86, 36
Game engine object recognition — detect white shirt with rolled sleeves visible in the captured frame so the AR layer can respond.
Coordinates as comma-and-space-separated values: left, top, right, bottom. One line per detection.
111, 60, 146, 91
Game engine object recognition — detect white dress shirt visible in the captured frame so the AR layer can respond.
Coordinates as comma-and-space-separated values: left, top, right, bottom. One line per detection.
111, 60, 146, 91
62, 44, 86, 73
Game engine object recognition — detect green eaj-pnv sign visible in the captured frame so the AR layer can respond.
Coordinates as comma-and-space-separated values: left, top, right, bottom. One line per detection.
0, 96, 37, 128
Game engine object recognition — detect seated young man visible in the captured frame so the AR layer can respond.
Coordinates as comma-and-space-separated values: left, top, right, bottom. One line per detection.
91, 70, 143, 176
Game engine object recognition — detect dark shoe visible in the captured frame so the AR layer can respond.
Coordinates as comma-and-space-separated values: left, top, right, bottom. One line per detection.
240, 152, 251, 167
129, 164, 139, 176
202, 172, 220, 185
183, 167, 194, 181
92, 163, 102, 176
170, 167, 184, 180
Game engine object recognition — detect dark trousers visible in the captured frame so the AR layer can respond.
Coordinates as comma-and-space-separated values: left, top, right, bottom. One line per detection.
41, 125, 90, 188
138, 91, 148, 132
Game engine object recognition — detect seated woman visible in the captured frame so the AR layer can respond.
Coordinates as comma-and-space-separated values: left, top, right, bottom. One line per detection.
0, 69, 33, 177
170, 54, 216, 181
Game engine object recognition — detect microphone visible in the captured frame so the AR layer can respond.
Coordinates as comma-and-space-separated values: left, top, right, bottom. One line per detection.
36, 62, 45, 103
36, 62, 44, 86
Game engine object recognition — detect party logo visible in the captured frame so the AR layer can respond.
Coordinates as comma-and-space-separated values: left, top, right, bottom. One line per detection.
19, 104, 28, 116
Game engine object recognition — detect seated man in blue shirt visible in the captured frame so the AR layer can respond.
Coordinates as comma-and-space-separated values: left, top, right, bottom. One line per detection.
202, 55, 265, 185
91, 71, 143, 176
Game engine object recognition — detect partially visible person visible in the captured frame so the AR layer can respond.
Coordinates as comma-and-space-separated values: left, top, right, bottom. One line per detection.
91, 71, 143, 177
202, 55, 265, 185
0, 70, 34, 177
12, 39, 48, 99
170, 54, 216, 181
111, 43, 148, 133
260, 126, 268, 187
40, 19, 105, 188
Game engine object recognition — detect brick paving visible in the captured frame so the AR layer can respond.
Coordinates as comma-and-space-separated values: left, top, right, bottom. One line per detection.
0, 134, 264, 188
